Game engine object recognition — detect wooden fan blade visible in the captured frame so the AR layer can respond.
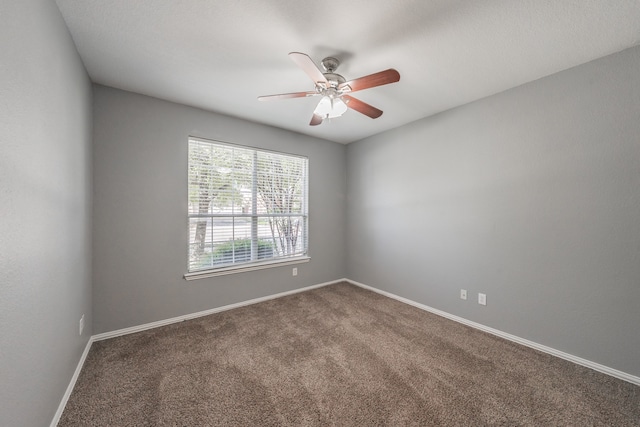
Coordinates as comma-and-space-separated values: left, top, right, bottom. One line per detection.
343, 95, 383, 119
289, 52, 328, 86
338, 69, 400, 93
258, 91, 317, 101
309, 113, 324, 126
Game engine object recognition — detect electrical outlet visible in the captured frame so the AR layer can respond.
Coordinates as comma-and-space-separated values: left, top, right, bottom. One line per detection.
460, 289, 467, 300
292, 267, 298, 276
79, 314, 85, 336
478, 293, 487, 306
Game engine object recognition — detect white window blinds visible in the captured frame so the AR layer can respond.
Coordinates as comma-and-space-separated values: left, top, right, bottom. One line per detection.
188, 137, 308, 273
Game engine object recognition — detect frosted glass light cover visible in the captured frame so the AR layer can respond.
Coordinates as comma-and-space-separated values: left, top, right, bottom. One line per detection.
314, 96, 347, 118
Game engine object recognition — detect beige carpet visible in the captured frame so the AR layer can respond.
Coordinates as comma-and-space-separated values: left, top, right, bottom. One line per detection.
59, 282, 640, 426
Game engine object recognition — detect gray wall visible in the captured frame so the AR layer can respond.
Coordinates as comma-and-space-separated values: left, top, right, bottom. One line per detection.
347, 46, 640, 377
92, 85, 347, 334
0, 1, 93, 426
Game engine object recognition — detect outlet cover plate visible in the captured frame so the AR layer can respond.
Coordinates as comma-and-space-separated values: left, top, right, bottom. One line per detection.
460, 289, 467, 300
478, 293, 487, 306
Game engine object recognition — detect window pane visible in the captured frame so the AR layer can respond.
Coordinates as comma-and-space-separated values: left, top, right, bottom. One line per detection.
257, 216, 305, 257
256, 151, 306, 215
188, 137, 308, 273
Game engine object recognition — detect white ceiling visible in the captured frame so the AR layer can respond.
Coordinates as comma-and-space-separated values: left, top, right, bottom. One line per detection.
55, 0, 640, 144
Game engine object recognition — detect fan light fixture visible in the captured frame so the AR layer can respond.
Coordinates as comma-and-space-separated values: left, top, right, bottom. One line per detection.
258, 52, 400, 126
314, 96, 348, 119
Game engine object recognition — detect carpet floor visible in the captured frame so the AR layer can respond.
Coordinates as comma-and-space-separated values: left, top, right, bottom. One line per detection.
59, 282, 640, 426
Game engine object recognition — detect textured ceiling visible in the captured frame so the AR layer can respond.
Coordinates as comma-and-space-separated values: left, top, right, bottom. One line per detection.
55, 0, 640, 144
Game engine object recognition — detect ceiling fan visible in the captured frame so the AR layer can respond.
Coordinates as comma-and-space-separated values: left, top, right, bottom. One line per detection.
258, 52, 400, 126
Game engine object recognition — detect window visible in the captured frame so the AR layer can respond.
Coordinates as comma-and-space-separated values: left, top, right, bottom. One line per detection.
187, 137, 308, 275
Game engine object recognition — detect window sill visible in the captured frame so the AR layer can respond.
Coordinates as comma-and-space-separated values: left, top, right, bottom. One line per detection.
184, 256, 310, 280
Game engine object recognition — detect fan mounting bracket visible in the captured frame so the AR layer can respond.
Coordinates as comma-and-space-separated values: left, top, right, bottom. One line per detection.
321, 57, 340, 73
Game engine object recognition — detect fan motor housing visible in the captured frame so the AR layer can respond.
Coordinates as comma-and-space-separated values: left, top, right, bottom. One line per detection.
323, 72, 346, 87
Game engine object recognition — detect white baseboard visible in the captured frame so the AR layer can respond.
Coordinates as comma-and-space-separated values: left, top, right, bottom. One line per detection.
52, 278, 344, 426
52, 276, 639, 426
50, 337, 93, 427
345, 279, 640, 387
92, 278, 343, 342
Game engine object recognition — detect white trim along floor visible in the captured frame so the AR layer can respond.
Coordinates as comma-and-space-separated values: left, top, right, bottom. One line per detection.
50, 278, 640, 426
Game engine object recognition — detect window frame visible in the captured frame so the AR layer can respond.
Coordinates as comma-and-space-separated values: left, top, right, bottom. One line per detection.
184, 136, 309, 280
